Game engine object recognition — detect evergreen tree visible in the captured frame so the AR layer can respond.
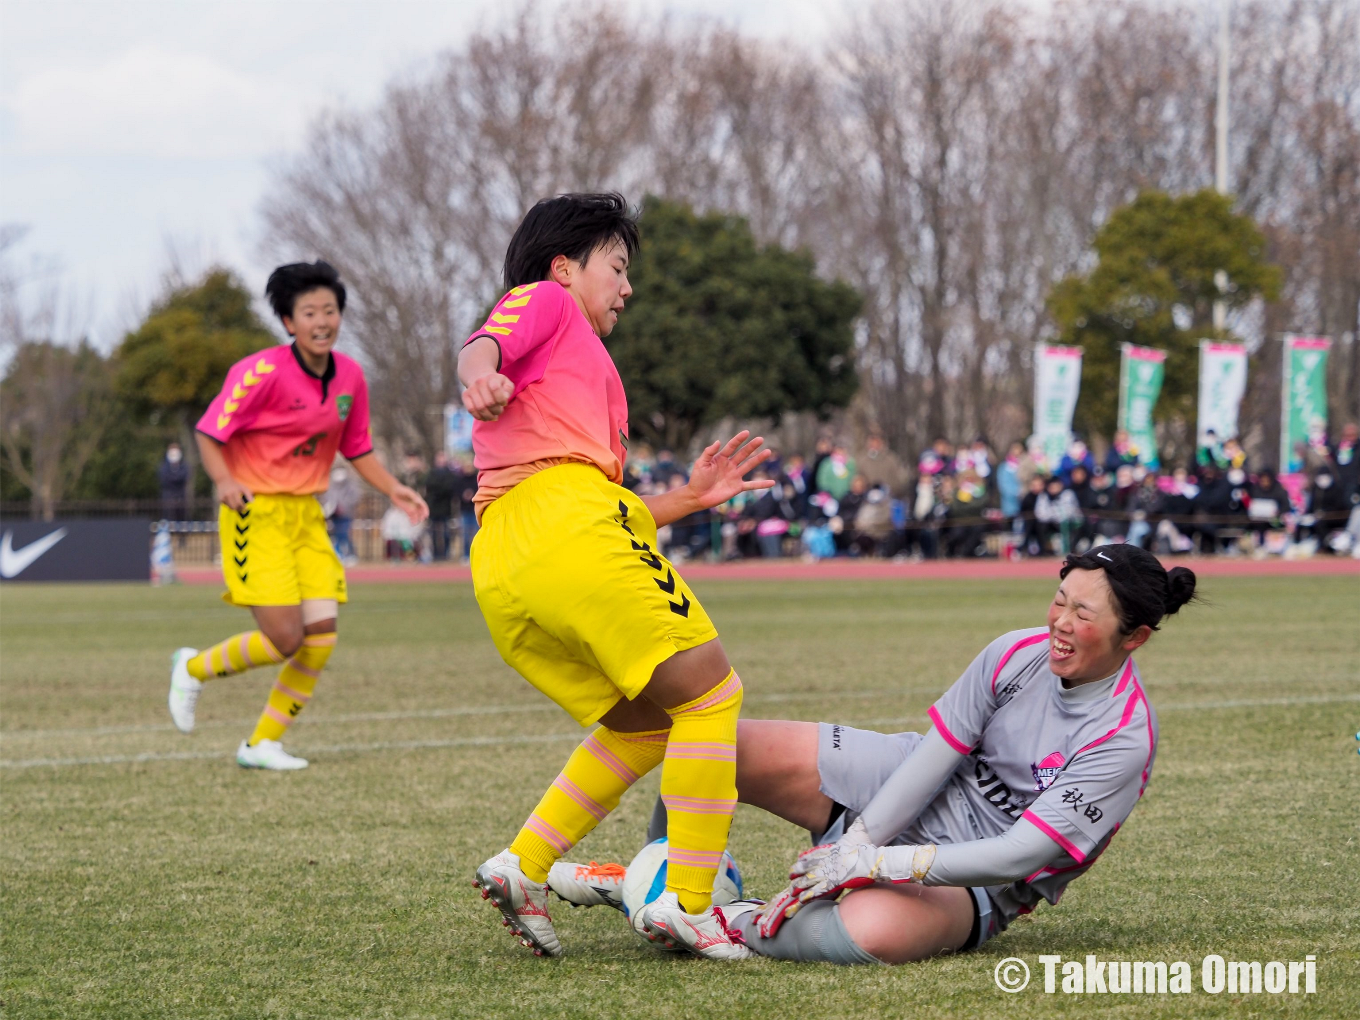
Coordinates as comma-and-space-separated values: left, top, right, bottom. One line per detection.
1048, 189, 1280, 446
114, 269, 278, 506
605, 198, 860, 452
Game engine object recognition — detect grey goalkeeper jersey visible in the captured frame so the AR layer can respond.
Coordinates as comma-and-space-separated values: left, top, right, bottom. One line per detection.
904, 627, 1158, 921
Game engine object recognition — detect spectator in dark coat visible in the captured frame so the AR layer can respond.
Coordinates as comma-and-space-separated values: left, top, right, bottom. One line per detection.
450, 456, 480, 560
1192, 465, 1247, 553
158, 442, 190, 521
1103, 430, 1140, 474
833, 474, 868, 553
1056, 440, 1096, 485
741, 470, 794, 558
1247, 468, 1290, 544
1124, 472, 1163, 549
654, 449, 683, 487
1300, 467, 1349, 552
780, 454, 811, 520
1088, 469, 1124, 541
1334, 422, 1359, 506
1019, 475, 1048, 556
424, 452, 458, 560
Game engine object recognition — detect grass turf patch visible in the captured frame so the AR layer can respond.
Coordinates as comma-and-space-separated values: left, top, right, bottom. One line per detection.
2, 575, 1357, 1018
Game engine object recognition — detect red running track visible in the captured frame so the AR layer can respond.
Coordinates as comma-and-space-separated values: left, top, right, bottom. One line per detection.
178, 556, 1360, 586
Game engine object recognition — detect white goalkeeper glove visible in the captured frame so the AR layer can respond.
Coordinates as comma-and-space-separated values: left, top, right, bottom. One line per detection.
756, 818, 937, 938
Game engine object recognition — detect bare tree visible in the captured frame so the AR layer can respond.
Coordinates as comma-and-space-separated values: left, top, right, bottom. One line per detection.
0, 228, 112, 518
257, 0, 1360, 469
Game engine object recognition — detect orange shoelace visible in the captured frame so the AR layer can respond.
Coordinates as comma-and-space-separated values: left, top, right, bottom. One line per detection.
573, 861, 626, 881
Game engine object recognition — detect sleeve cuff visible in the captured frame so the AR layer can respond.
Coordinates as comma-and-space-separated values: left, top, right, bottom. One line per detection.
462, 334, 503, 371
1021, 810, 1088, 864
927, 706, 975, 755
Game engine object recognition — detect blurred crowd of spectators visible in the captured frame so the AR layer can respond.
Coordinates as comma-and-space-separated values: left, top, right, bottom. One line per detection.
617, 422, 1360, 563
329, 421, 1360, 564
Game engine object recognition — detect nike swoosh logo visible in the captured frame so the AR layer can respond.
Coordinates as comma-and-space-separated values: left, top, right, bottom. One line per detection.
1, 528, 69, 578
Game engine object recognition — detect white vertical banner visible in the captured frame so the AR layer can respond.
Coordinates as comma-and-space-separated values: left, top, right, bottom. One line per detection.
1197, 341, 1249, 446
1032, 343, 1083, 469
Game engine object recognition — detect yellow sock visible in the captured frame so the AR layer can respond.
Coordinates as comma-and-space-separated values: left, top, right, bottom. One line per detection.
246, 632, 335, 745
661, 669, 743, 913
187, 631, 284, 681
510, 727, 668, 882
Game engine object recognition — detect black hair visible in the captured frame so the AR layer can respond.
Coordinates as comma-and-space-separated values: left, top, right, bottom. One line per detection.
502, 193, 639, 292
1060, 544, 1197, 633
265, 261, 347, 323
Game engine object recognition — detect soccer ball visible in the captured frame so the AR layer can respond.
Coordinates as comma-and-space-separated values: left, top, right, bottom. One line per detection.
621, 838, 743, 935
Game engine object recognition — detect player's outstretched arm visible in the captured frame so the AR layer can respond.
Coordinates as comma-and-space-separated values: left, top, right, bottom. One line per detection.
641, 431, 775, 528
458, 336, 515, 421
197, 433, 252, 511
349, 453, 429, 524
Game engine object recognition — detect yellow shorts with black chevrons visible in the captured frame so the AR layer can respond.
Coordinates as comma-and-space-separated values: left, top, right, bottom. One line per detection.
472, 463, 718, 727
219, 493, 347, 607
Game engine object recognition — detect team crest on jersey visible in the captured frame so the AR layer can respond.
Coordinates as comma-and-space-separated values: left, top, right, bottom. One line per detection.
1031, 751, 1066, 791
336, 394, 353, 421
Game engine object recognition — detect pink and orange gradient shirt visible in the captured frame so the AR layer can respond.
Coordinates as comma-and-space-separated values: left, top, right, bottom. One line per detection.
464, 281, 629, 517
197, 344, 373, 496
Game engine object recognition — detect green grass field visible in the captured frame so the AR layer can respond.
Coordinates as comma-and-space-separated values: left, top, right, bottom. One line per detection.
2, 575, 1357, 1019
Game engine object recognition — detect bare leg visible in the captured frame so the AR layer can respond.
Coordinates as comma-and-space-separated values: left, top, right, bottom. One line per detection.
836, 884, 974, 962
642, 719, 833, 839
249, 605, 307, 657
598, 693, 672, 733
735, 720, 832, 832
637, 637, 731, 711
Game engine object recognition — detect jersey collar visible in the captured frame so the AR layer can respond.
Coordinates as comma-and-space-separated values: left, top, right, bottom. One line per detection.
290, 342, 336, 403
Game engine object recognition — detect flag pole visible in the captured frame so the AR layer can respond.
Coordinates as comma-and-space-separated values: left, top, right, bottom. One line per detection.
1213, 0, 1230, 332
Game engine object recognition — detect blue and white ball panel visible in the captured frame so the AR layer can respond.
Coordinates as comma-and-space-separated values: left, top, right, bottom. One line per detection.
621, 838, 742, 919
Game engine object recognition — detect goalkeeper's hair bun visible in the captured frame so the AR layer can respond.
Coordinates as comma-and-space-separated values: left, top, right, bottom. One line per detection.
1060, 545, 1198, 634
1164, 567, 1198, 615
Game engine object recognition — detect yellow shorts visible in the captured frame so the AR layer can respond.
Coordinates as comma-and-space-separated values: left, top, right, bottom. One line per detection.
472, 463, 718, 727
219, 493, 348, 608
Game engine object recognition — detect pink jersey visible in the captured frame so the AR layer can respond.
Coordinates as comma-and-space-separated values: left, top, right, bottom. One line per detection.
463, 281, 628, 517
196, 344, 373, 495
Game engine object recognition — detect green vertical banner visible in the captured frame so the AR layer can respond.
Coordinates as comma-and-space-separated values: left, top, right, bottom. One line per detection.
1280, 335, 1331, 472
1117, 344, 1166, 469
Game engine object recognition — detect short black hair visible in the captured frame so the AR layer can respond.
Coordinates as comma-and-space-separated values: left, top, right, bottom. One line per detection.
265, 261, 347, 323
1060, 545, 1198, 634
502, 193, 639, 292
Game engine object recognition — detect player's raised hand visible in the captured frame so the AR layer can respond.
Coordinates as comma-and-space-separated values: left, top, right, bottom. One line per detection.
390, 483, 429, 525
685, 431, 775, 510
462, 372, 515, 421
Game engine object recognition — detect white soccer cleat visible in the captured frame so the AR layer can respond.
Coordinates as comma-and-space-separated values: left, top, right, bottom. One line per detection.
474, 849, 562, 957
235, 738, 308, 770
635, 891, 753, 961
547, 860, 627, 911
167, 647, 202, 733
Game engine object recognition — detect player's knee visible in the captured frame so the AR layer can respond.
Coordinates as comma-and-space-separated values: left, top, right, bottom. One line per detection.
837, 886, 970, 963
648, 639, 732, 708
264, 624, 305, 658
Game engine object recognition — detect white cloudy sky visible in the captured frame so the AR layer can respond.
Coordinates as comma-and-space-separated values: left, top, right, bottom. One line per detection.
0, 0, 830, 345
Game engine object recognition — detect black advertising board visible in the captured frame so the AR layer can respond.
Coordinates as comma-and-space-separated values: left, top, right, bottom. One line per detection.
0, 518, 151, 582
